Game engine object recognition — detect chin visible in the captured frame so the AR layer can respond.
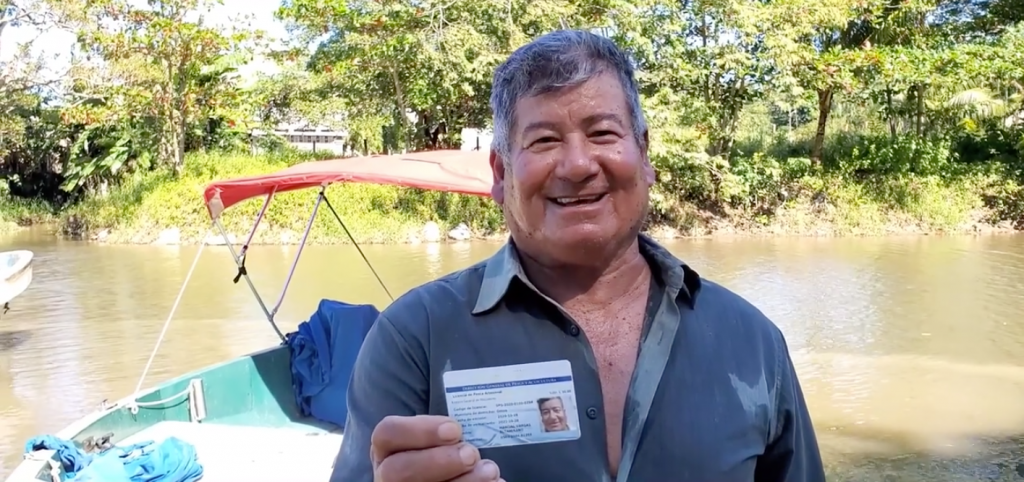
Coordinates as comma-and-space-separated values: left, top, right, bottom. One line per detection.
544, 229, 618, 264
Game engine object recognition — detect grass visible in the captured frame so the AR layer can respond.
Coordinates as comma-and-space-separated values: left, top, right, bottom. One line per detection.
0, 183, 56, 234
57, 150, 505, 244
44, 148, 1024, 245
647, 162, 1017, 238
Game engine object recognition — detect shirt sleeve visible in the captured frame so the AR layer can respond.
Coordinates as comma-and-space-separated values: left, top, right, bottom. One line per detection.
754, 331, 827, 482
329, 310, 431, 482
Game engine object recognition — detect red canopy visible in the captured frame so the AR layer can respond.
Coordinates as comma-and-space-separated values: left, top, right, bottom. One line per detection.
203, 150, 494, 219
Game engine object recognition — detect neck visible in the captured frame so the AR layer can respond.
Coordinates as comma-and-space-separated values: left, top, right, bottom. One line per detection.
517, 237, 651, 308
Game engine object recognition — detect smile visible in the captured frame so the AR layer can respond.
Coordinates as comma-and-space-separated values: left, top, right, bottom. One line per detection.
550, 193, 607, 206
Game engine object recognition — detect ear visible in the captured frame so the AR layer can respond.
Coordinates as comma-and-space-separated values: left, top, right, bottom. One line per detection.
640, 130, 655, 186
489, 148, 505, 204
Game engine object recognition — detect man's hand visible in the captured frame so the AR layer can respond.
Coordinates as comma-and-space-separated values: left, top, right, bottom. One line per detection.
371, 415, 504, 482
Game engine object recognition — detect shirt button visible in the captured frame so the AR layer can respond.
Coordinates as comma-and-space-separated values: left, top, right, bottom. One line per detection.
586, 407, 599, 419
568, 324, 581, 337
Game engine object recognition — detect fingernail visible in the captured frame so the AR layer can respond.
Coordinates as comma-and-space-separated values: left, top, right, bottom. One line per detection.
458, 444, 476, 466
481, 461, 498, 479
438, 422, 460, 441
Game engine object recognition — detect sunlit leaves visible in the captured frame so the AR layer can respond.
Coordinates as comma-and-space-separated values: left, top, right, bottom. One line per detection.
5, 0, 258, 193
275, 0, 612, 151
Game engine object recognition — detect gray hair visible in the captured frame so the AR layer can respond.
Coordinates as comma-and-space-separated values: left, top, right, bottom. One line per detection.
489, 30, 647, 160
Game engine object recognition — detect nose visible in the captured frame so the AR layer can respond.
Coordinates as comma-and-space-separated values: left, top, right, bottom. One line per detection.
553, 137, 600, 184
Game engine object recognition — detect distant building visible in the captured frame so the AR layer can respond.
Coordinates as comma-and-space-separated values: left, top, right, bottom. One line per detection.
253, 120, 495, 156
267, 122, 350, 155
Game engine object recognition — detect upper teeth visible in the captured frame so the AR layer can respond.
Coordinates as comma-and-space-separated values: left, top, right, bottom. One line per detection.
556, 195, 600, 204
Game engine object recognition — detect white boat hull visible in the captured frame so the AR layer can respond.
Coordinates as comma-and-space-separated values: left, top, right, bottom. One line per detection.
0, 250, 33, 306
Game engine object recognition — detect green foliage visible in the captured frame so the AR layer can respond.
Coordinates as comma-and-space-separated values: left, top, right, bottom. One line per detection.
0, 182, 55, 233
275, 0, 615, 152
58, 149, 504, 244
54, 0, 260, 177
2, 0, 1024, 241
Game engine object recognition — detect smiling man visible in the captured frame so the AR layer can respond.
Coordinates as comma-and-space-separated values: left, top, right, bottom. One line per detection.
331, 30, 826, 482
537, 397, 570, 432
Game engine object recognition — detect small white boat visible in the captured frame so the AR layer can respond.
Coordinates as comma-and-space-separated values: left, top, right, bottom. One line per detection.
0, 250, 33, 310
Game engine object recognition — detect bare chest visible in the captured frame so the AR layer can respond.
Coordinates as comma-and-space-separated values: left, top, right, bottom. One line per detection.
567, 290, 650, 476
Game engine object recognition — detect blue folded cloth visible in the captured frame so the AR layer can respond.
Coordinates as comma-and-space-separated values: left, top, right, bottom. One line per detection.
24, 434, 202, 481
286, 298, 379, 428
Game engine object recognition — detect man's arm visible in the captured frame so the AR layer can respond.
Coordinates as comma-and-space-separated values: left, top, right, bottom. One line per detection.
330, 311, 430, 482
754, 332, 826, 482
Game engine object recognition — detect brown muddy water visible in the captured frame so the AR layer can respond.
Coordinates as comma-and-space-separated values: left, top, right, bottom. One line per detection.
2, 227, 1024, 481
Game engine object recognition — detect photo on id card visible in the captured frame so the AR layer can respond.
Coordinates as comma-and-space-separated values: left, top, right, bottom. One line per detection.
443, 360, 582, 448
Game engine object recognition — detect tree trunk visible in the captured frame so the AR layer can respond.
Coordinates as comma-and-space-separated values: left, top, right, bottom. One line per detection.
811, 88, 833, 166
389, 66, 410, 152
174, 111, 186, 175
886, 90, 897, 139
915, 84, 926, 137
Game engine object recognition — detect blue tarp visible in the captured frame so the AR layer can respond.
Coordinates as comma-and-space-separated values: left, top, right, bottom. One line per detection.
285, 298, 379, 429
24, 435, 92, 478
24, 435, 202, 482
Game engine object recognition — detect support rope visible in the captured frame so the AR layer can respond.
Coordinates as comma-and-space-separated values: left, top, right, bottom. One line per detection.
322, 195, 394, 302
128, 386, 192, 410
124, 241, 207, 414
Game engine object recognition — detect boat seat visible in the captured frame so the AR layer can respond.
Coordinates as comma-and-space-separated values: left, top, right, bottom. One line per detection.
117, 421, 344, 481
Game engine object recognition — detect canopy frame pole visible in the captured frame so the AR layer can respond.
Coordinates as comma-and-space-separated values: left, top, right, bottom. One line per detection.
215, 218, 285, 342
269, 185, 326, 318
230, 190, 276, 285
240, 189, 276, 258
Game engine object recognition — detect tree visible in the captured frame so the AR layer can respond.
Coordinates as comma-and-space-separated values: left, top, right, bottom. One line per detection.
275, 0, 614, 153
58, 0, 258, 176
0, 0, 64, 157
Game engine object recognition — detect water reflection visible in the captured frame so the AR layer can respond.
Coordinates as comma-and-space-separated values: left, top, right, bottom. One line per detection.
663, 235, 1024, 480
1, 227, 1023, 480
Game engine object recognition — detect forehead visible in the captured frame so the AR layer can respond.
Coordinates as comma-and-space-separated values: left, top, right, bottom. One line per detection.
512, 71, 629, 130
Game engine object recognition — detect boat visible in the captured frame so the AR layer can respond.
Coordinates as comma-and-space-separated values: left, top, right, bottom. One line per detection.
0, 250, 33, 317
7, 149, 492, 482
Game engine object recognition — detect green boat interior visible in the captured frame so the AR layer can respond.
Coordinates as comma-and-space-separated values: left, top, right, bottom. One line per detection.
15, 341, 350, 481
12, 228, 388, 482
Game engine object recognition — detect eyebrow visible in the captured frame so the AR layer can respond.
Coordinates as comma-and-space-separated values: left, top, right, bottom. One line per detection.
521, 113, 627, 136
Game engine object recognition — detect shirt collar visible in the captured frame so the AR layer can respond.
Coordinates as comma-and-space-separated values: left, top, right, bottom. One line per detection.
472, 234, 701, 315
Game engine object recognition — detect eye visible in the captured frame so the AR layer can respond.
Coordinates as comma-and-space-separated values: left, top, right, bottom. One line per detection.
529, 136, 559, 147
590, 130, 620, 143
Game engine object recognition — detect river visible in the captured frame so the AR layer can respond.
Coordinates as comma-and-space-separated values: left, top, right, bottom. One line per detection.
1, 226, 1024, 480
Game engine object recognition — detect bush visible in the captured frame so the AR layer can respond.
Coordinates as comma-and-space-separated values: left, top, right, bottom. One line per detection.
53, 140, 1024, 243
59, 149, 504, 244
0, 182, 56, 232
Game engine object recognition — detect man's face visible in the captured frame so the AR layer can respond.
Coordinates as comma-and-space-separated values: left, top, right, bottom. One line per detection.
490, 70, 654, 266
539, 398, 568, 432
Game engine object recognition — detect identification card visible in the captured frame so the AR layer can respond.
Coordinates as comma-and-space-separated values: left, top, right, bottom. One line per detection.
443, 360, 582, 448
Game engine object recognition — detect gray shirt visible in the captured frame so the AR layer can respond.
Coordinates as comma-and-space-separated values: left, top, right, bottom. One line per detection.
331, 235, 825, 482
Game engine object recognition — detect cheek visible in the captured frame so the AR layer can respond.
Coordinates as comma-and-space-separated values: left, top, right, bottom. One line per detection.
511, 156, 556, 193
609, 165, 652, 223
508, 165, 548, 208
502, 180, 533, 227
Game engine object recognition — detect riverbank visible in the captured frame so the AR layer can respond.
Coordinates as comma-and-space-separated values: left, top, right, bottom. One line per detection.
8, 150, 1024, 245
0, 184, 56, 234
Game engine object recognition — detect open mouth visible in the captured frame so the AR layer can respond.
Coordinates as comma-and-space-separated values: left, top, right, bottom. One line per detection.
550, 193, 607, 207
